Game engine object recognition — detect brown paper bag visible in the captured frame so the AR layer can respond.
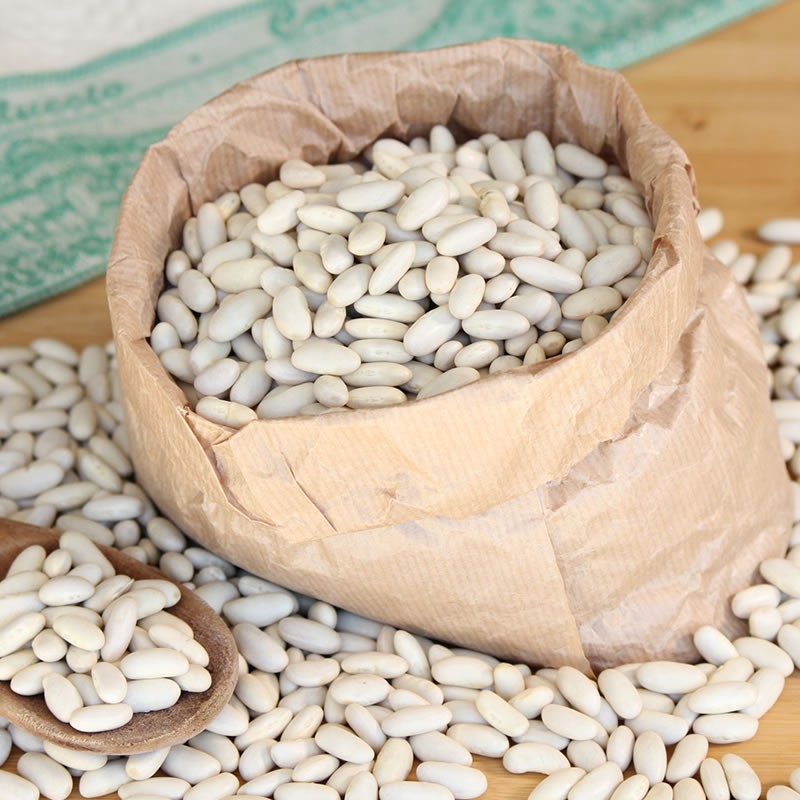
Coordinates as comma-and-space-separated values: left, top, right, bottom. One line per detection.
107, 39, 791, 672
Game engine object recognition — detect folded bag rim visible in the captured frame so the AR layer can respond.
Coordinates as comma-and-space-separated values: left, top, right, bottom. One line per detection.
107, 38, 703, 537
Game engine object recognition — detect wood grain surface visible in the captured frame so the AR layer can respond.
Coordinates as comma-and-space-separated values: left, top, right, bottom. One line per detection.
2, 1, 799, 796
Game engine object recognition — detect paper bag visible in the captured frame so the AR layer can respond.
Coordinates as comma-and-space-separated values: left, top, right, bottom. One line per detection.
107, 39, 791, 672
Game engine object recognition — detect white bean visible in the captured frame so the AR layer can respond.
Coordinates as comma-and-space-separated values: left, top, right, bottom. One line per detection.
0, 771, 39, 800
568, 762, 623, 800
414, 761, 486, 799
403, 308, 462, 357
627, 711, 689, 745
208, 290, 272, 343
510, 256, 582, 294
278, 617, 342, 654
162, 744, 222, 784
42, 672, 84, 722
691, 713, 758, 744
693, 626, 739, 665
697, 758, 730, 800
461, 309, 529, 339
292, 340, 361, 376
68, 702, 133, 732
633, 731, 667, 784
734, 636, 794, 676
408, 731, 472, 767
436, 217, 497, 257
687, 681, 758, 714
195, 397, 257, 429
720, 754, 760, 800
665, 734, 709, 783
541, 704, 600, 741
126, 677, 183, 712
758, 218, 800, 244
0, 460, 64, 498
555, 143, 608, 179
502, 742, 569, 775
446, 723, 509, 758
120, 648, 189, 679
767, 787, 800, 800
696, 208, 724, 241
636, 662, 707, 695
742, 667, 784, 718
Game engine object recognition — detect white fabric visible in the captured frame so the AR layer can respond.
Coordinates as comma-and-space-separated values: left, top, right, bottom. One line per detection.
0, 0, 243, 73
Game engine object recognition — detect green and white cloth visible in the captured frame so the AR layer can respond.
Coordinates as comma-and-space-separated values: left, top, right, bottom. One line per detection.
0, 0, 777, 317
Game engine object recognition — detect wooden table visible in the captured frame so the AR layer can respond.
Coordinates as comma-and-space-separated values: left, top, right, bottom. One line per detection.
3, 2, 800, 796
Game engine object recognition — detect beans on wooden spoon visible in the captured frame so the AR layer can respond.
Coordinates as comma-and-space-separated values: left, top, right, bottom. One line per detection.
0, 518, 238, 755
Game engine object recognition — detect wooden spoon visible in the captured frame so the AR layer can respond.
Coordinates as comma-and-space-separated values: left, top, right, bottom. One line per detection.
0, 518, 239, 755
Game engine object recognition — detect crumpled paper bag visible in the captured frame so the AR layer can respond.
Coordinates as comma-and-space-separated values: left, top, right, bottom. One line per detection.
107, 39, 791, 672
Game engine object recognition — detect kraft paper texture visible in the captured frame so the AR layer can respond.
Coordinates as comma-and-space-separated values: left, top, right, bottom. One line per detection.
107, 39, 792, 672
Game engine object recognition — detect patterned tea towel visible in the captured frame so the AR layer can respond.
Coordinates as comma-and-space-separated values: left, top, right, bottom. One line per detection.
0, 0, 777, 317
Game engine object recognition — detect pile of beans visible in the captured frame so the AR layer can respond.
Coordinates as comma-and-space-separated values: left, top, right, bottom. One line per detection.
2, 200, 800, 797
0, 534, 210, 733
151, 127, 654, 426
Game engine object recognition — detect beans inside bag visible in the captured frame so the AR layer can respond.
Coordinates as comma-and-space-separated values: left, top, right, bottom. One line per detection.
107, 39, 791, 672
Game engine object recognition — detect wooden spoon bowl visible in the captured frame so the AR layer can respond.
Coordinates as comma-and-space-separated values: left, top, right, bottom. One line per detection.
0, 518, 239, 754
